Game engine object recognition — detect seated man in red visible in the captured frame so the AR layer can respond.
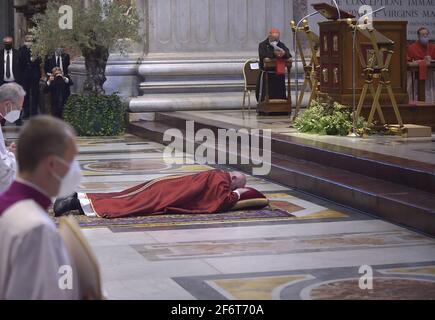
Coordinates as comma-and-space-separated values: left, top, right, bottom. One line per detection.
54, 170, 252, 219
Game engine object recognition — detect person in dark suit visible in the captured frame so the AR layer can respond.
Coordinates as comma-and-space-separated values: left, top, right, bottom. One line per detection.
44, 67, 73, 119
45, 48, 71, 106
18, 34, 42, 119
44, 48, 70, 78
1, 37, 23, 126
256, 28, 292, 102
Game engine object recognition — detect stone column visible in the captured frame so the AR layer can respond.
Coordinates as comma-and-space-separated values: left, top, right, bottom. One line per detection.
146, 0, 293, 55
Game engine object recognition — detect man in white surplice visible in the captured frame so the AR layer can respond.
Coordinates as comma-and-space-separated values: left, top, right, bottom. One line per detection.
0, 83, 24, 193
0, 116, 82, 300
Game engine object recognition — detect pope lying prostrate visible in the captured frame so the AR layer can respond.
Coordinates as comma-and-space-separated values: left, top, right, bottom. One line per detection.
54, 169, 264, 219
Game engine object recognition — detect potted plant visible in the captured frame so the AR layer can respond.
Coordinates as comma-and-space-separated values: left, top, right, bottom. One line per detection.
31, 0, 141, 136
294, 100, 373, 136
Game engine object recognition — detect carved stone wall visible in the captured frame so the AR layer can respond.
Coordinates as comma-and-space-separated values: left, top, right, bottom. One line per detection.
147, 0, 294, 54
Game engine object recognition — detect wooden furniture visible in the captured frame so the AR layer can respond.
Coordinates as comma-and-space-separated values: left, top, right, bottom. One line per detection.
318, 20, 409, 106
257, 58, 292, 115
348, 22, 404, 132
242, 59, 261, 115
291, 19, 320, 120
312, 2, 355, 20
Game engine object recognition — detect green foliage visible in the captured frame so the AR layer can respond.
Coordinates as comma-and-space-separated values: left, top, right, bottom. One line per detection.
63, 94, 126, 136
294, 100, 372, 136
30, 0, 142, 59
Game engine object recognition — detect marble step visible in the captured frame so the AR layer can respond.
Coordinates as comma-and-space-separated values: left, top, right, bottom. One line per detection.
139, 78, 305, 94
129, 92, 310, 112
155, 111, 435, 195
139, 79, 245, 94
128, 119, 435, 236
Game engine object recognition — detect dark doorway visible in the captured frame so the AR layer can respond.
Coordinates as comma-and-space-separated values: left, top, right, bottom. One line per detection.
0, 0, 14, 43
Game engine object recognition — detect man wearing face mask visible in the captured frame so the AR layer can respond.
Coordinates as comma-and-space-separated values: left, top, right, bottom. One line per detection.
256, 28, 292, 102
407, 27, 435, 102
0, 83, 25, 192
0, 116, 82, 300
1, 37, 23, 126
407, 27, 435, 62
18, 34, 42, 119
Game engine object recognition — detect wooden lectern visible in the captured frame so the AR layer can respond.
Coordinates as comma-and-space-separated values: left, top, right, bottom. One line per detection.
312, 3, 409, 105
317, 19, 409, 105
257, 58, 293, 115
309, 2, 429, 138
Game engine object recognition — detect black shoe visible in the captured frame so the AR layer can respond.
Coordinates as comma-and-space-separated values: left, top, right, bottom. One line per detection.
15, 119, 23, 126
54, 194, 81, 217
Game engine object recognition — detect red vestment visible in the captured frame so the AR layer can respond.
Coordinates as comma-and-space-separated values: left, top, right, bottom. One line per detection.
276, 58, 286, 76
407, 41, 435, 61
85, 170, 239, 219
407, 42, 435, 81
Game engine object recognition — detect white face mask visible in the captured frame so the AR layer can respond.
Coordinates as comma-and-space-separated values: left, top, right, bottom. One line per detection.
0, 104, 21, 123
52, 157, 82, 198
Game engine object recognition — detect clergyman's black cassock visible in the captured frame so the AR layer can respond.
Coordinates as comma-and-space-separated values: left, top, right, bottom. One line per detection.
256, 38, 291, 102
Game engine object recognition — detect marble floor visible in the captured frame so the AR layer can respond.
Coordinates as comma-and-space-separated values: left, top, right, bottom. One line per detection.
2, 127, 435, 300
172, 110, 435, 165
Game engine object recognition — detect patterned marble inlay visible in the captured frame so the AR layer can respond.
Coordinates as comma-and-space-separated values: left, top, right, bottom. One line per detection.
4, 127, 432, 300
133, 231, 432, 261
269, 201, 304, 213
379, 266, 435, 277
208, 275, 315, 300
83, 159, 172, 173
174, 261, 435, 300
305, 278, 435, 300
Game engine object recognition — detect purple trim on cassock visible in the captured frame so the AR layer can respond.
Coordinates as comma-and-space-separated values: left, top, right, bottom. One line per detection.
0, 181, 52, 215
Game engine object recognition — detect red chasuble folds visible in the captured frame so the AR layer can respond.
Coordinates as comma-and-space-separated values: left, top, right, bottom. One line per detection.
85, 170, 239, 219
407, 42, 435, 81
